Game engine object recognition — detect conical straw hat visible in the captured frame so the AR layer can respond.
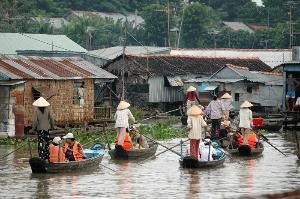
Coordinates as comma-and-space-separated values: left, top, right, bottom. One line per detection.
32, 97, 50, 107
221, 93, 232, 99
240, 101, 253, 108
117, 101, 130, 110
187, 105, 202, 116
187, 86, 196, 92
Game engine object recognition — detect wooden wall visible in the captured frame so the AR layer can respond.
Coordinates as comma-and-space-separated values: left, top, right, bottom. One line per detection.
24, 79, 94, 127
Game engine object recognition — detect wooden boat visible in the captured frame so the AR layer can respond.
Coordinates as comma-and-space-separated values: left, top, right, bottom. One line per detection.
108, 142, 158, 160
227, 142, 264, 156
29, 143, 105, 173
179, 151, 226, 169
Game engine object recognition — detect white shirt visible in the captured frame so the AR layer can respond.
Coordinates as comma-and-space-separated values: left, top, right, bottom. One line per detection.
239, 108, 253, 129
199, 142, 217, 161
114, 109, 135, 128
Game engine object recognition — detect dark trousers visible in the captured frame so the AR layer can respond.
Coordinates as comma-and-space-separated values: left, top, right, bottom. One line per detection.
211, 119, 221, 136
37, 130, 50, 161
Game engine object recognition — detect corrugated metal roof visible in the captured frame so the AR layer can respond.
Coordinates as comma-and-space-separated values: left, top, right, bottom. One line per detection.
186, 64, 283, 85
223, 21, 254, 33
0, 55, 116, 80
171, 48, 292, 68
89, 46, 170, 60
0, 33, 87, 55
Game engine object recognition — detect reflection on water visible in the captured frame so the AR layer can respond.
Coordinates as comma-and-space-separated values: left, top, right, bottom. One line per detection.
1, 133, 300, 199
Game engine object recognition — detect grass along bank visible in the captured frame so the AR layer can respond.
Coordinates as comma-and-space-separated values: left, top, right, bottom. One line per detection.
0, 119, 185, 146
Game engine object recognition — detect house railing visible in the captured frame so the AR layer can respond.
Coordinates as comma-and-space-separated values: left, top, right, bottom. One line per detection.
94, 106, 112, 121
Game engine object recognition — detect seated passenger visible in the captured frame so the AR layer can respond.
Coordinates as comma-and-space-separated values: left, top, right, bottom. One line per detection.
130, 126, 149, 149
63, 133, 86, 161
199, 139, 217, 161
49, 137, 65, 163
248, 132, 258, 148
116, 129, 132, 151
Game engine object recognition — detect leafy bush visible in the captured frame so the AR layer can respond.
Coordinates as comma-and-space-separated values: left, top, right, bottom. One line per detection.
130, 107, 145, 121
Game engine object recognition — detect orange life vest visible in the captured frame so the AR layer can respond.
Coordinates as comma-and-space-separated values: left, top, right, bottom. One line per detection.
116, 132, 132, 151
63, 141, 84, 161
49, 144, 65, 163
248, 132, 257, 148
236, 133, 244, 145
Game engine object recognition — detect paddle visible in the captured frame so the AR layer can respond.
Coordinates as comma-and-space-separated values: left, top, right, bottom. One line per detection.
104, 130, 112, 150
99, 163, 117, 173
257, 133, 287, 157
139, 133, 181, 156
138, 139, 190, 165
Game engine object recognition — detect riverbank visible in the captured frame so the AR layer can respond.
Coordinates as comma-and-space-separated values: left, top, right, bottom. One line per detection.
0, 118, 185, 146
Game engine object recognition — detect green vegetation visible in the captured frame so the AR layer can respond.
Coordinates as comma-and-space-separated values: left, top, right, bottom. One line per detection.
129, 107, 145, 121
0, 0, 299, 49
0, 119, 184, 146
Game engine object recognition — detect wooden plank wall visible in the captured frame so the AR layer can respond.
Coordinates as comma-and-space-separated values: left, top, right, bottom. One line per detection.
24, 79, 94, 127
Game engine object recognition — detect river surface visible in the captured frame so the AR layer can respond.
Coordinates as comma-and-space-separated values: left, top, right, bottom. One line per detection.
1, 132, 300, 199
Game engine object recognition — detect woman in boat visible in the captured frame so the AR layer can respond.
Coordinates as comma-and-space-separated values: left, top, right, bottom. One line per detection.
130, 126, 149, 149
186, 105, 207, 159
183, 86, 201, 110
32, 97, 54, 161
205, 95, 225, 136
238, 101, 253, 145
49, 137, 65, 163
220, 93, 233, 120
116, 129, 133, 150
114, 101, 135, 147
63, 133, 86, 161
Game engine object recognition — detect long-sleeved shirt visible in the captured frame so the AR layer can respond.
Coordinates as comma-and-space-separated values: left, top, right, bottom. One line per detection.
32, 107, 54, 131
114, 109, 135, 128
239, 108, 253, 129
205, 100, 225, 119
187, 115, 207, 140
183, 91, 201, 104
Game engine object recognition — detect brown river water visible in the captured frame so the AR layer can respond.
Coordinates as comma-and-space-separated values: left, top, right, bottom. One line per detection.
0, 132, 300, 199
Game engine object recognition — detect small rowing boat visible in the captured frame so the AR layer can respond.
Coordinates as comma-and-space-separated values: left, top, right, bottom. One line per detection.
108, 142, 158, 160
179, 147, 226, 169
227, 142, 264, 156
29, 143, 105, 173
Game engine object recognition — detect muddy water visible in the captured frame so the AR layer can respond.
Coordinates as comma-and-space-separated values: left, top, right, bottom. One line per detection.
1, 133, 300, 199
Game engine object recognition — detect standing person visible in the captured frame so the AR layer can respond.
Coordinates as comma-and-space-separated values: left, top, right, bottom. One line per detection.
238, 101, 253, 145
114, 101, 135, 146
286, 74, 300, 111
49, 137, 65, 163
221, 93, 233, 120
78, 82, 85, 108
63, 133, 85, 161
186, 105, 207, 159
32, 97, 54, 161
205, 95, 225, 136
183, 86, 201, 110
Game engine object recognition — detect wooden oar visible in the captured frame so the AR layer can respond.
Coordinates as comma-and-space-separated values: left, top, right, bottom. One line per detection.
138, 139, 190, 165
140, 133, 181, 156
257, 133, 287, 157
99, 163, 117, 173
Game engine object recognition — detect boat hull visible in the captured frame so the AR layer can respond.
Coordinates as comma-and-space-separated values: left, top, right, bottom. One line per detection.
227, 143, 264, 156
179, 155, 226, 169
108, 144, 158, 160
